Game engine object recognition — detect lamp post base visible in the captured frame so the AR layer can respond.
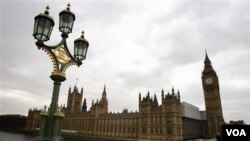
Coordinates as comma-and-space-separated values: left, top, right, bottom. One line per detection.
36, 106, 65, 141
36, 74, 66, 141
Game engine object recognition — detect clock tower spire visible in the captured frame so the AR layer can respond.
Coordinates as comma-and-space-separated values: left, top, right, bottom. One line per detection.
203, 50, 214, 74
202, 51, 224, 138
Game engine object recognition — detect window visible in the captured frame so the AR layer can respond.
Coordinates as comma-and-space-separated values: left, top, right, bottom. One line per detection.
167, 128, 172, 134
142, 127, 146, 134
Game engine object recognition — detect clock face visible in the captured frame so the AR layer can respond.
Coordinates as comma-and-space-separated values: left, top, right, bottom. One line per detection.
205, 77, 213, 85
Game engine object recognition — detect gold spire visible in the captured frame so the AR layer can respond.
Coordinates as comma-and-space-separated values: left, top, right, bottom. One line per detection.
44, 5, 50, 15
67, 3, 71, 11
81, 30, 85, 38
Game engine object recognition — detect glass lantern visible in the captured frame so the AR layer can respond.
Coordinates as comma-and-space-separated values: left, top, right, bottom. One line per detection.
74, 32, 89, 61
59, 4, 75, 34
33, 6, 54, 42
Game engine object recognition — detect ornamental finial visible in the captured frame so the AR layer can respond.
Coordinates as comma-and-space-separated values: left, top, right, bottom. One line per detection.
44, 5, 50, 15
67, 3, 71, 10
81, 30, 85, 38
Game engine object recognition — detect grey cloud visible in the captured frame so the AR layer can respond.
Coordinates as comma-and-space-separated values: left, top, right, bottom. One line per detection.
151, 0, 249, 66
73, 0, 129, 27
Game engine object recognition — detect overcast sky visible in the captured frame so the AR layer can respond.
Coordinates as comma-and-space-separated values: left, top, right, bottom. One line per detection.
0, 0, 249, 123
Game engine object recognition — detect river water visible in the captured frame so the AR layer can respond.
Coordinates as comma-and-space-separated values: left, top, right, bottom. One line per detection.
0, 131, 216, 141
0, 131, 35, 141
0, 131, 125, 141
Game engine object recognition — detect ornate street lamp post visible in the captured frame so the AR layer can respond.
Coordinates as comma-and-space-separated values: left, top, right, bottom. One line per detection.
33, 4, 89, 141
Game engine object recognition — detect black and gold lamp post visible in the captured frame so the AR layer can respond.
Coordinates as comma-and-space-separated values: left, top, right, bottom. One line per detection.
33, 4, 89, 141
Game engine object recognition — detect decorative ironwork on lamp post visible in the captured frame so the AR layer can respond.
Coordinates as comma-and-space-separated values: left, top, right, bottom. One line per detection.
33, 4, 89, 141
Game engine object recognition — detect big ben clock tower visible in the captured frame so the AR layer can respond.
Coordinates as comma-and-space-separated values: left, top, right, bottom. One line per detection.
202, 51, 224, 138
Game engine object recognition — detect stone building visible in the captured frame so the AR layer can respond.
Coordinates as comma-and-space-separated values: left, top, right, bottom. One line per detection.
25, 53, 224, 140
201, 51, 224, 138
25, 109, 40, 131
138, 89, 183, 141
0, 114, 27, 132
181, 102, 207, 139
61, 85, 182, 141
66, 86, 83, 112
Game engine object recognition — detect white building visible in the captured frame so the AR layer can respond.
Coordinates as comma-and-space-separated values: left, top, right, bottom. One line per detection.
181, 102, 206, 120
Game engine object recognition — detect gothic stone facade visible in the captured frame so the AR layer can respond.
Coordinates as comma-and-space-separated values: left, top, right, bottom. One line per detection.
25, 53, 224, 140
26, 86, 183, 141
64, 86, 182, 141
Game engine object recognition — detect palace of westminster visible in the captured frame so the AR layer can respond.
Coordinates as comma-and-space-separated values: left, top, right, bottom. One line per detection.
25, 53, 224, 141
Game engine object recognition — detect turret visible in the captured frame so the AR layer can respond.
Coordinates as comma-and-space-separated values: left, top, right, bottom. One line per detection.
81, 87, 83, 94
139, 92, 141, 102
162, 87, 180, 101
82, 98, 87, 112
172, 87, 174, 95
161, 88, 164, 98
100, 84, 108, 113
68, 86, 71, 93
153, 94, 158, 106
89, 85, 108, 115
66, 85, 83, 112
139, 90, 160, 113
102, 84, 106, 98
147, 91, 150, 99
73, 85, 78, 92
177, 90, 180, 101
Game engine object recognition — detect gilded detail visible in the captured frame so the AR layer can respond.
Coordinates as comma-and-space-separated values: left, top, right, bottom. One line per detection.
53, 45, 70, 64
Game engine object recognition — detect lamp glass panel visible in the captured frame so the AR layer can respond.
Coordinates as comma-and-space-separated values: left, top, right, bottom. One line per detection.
63, 14, 69, 27
33, 19, 38, 35
74, 42, 78, 55
78, 45, 83, 55
60, 14, 65, 32
82, 44, 88, 59
43, 20, 50, 38
68, 15, 74, 30
74, 42, 81, 60
60, 13, 70, 33
77, 44, 83, 60
37, 18, 45, 35
48, 23, 53, 38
